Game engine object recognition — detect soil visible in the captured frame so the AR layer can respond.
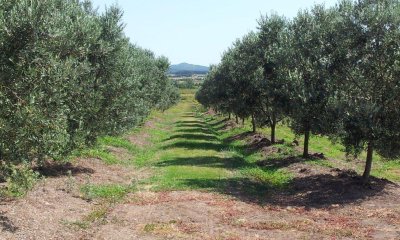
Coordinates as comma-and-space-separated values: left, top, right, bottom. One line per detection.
127, 132, 151, 148
90, 189, 400, 240
106, 147, 132, 162
0, 120, 399, 239
0, 155, 156, 240
2, 179, 399, 240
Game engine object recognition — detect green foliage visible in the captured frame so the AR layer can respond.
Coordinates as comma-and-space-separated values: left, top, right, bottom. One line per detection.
333, 0, 400, 158
319, 0, 400, 181
257, 14, 291, 142
286, 5, 341, 157
196, 0, 400, 181
1, 164, 40, 197
198, 32, 264, 123
0, 0, 179, 166
157, 81, 181, 112
173, 78, 197, 89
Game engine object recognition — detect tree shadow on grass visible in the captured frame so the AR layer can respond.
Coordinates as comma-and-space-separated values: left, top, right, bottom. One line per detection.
256, 156, 308, 169
164, 134, 218, 142
222, 131, 288, 157
202, 118, 237, 133
207, 118, 229, 128
176, 123, 207, 129
175, 120, 204, 125
156, 156, 253, 169
176, 128, 214, 135
181, 178, 271, 204
223, 131, 255, 144
204, 118, 215, 123
162, 141, 224, 152
213, 124, 232, 132
34, 162, 94, 177
181, 113, 195, 117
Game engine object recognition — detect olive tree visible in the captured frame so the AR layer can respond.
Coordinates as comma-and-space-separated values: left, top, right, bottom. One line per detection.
229, 33, 265, 132
257, 14, 291, 143
286, 5, 340, 158
333, 0, 400, 182
0, 0, 179, 165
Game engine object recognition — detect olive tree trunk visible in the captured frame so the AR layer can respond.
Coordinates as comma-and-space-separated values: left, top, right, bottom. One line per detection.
270, 113, 277, 144
251, 115, 256, 133
303, 128, 310, 158
362, 140, 374, 184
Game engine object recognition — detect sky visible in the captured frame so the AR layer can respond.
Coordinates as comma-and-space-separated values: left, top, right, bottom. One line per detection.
91, 0, 338, 66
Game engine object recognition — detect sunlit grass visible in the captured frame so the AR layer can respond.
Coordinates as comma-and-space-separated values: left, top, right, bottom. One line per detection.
241, 167, 292, 189
122, 91, 293, 193
213, 113, 399, 182
80, 183, 135, 201
71, 87, 400, 198
98, 136, 139, 153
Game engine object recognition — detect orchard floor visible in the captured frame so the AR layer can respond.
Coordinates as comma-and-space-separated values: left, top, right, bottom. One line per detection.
1, 91, 399, 240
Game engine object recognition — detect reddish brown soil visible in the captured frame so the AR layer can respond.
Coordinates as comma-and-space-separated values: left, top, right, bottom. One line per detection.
0, 156, 155, 240
1, 154, 398, 240
93, 189, 400, 240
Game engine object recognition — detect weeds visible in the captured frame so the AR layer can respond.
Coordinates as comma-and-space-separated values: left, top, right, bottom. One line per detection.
1, 164, 40, 198
98, 136, 138, 153
64, 170, 75, 193
80, 183, 135, 202
241, 167, 292, 189
84, 205, 109, 223
61, 220, 90, 230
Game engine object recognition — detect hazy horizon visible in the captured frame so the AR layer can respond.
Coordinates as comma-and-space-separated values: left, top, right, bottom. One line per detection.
91, 0, 337, 66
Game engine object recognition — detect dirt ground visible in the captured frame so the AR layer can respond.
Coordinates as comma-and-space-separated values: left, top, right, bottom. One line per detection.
1, 153, 399, 240
0, 118, 399, 239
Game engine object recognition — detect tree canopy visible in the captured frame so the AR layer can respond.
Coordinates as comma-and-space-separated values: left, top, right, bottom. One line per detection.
0, 0, 179, 164
196, 0, 400, 183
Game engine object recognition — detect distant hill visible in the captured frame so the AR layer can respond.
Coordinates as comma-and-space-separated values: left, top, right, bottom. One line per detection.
169, 63, 209, 76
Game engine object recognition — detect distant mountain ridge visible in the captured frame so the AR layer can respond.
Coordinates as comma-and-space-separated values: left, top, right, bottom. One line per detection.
169, 63, 209, 76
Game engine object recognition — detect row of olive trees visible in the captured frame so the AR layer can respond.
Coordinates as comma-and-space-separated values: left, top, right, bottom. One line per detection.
0, 0, 179, 165
196, 0, 400, 183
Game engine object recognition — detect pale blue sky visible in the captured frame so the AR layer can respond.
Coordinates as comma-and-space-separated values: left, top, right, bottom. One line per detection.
91, 0, 338, 66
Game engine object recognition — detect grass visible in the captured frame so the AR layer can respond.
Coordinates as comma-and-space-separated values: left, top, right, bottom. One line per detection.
84, 205, 109, 222
231, 114, 400, 182
77, 182, 136, 227
61, 220, 90, 230
372, 159, 400, 182
56, 88, 399, 234
78, 148, 120, 165
241, 168, 292, 189
98, 136, 139, 153
80, 183, 135, 202
128, 89, 292, 194
71, 131, 156, 166
69, 135, 136, 165
68, 88, 399, 203
62, 200, 114, 229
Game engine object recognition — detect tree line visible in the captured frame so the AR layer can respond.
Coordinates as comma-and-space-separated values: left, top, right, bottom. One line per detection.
0, 0, 179, 166
196, 0, 400, 183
